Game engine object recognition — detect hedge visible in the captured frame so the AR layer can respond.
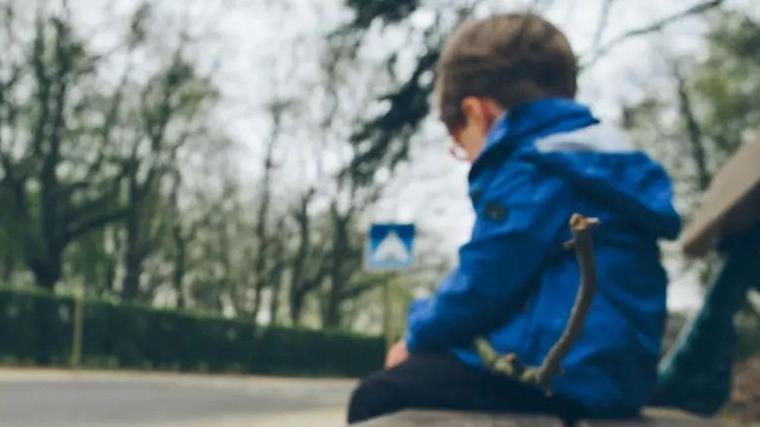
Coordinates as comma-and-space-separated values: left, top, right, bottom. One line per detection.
0, 288, 384, 377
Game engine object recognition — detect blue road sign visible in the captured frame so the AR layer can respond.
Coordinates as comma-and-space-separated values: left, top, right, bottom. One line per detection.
366, 223, 415, 271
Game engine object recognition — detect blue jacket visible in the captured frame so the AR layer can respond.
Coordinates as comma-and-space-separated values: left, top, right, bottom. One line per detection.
405, 98, 681, 414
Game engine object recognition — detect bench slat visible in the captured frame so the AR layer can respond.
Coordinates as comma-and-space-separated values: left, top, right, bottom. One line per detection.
681, 136, 760, 256
349, 409, 732, 427
579, 408, 728, 427
351, 410, 562, 427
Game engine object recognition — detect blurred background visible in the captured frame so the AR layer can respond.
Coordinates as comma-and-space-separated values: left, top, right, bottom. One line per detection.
0, 0, 758, 426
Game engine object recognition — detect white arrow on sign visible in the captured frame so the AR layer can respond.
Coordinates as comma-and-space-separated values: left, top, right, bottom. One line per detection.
373, 231, 410, 263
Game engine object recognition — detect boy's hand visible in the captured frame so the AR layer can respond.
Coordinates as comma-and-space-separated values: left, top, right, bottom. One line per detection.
384, 341, 409, 369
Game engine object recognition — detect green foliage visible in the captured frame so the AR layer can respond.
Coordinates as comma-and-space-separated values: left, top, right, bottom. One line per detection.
0, 3, 218, 301
346, 49, 438, 186
626, 11, 760, 206
692, 11, 760, 166
326, 0, 443, 186
0, 288, 384, 377
344, 0, 421, 30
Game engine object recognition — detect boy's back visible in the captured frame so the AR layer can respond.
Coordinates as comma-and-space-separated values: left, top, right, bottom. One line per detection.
408, 98, 679, 414
348, 14, 680, 424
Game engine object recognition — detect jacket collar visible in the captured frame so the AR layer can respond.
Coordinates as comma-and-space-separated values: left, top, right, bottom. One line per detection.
469, 98, 599, 183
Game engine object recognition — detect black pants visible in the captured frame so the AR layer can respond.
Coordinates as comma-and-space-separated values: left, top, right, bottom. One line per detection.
347, 353, 589, 424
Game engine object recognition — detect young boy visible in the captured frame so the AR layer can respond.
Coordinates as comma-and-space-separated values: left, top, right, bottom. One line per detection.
347, 13, 681, 423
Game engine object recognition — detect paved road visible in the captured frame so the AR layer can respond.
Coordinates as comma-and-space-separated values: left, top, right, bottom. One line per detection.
0, 368, 356, 427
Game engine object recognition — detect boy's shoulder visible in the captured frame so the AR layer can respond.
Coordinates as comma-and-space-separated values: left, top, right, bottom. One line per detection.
474, 118, 679, 240
509, 122, 680, 240
531, 123, 635, 154
481, 122, 639, 198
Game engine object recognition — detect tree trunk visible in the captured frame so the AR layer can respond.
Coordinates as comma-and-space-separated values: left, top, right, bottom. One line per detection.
322, 297, 341, 329
269, 282, 281, 325
169, 169, 186, 310
105, 228, 120, 293
289, 290, 306, 326
172, 224, 187, 310
250, 106, 282, 322
267, 237, 286, 325
264, 213, 290, 325
288, 199, 309, 325
31, 258, 62, 291
323, 205, 351, 329
674, 65, 711, 191
287, 190, 326, 326
121, 201, 141, 300
27, 230, 64, 291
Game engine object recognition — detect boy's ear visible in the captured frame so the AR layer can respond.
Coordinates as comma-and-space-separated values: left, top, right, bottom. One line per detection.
461, 97, 504, 131
461, 97, 488, 131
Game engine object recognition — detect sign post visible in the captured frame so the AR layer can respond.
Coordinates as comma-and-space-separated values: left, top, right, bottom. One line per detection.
365, 223, 415, 352
71, 287, 84, 369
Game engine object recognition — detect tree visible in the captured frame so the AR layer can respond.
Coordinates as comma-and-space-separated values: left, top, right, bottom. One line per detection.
625, 10, 760, 217
0, 3, 216, 297
287, 189, 330, 325
265, 215, 290, 325
249, 99, 289, 322
0, 10, 127, 290
119, 48, 216, 301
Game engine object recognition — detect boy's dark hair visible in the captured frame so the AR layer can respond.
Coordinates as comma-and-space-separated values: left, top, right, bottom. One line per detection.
436, 13, 577, 131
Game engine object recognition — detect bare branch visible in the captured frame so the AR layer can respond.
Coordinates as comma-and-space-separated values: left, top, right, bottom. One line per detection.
31, 15, 52, 157
62, 179, 121, 225
581, 0, 725, 70
64, 207, 127, 244
0, 149, 28, 220
528, 0, 556, 14
673, 64, 710, 191
476, 214, 600, 393
591, 0, 617, 53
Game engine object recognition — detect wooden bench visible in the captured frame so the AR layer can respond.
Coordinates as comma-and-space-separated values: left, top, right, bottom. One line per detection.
653, 136, 760, 414
349, 409, 729, 426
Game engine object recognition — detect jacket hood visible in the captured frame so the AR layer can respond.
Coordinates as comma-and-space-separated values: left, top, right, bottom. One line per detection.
473, 98, 681, 239
528, 123, 682, 239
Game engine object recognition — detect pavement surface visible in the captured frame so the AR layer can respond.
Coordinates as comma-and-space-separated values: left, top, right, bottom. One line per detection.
0, 368, 356, 427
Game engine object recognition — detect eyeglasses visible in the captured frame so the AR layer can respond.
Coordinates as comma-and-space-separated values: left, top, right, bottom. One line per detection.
449, 140, 470, 162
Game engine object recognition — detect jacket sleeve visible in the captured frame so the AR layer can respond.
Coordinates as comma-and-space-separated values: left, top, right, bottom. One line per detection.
405, 171, 576, 353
